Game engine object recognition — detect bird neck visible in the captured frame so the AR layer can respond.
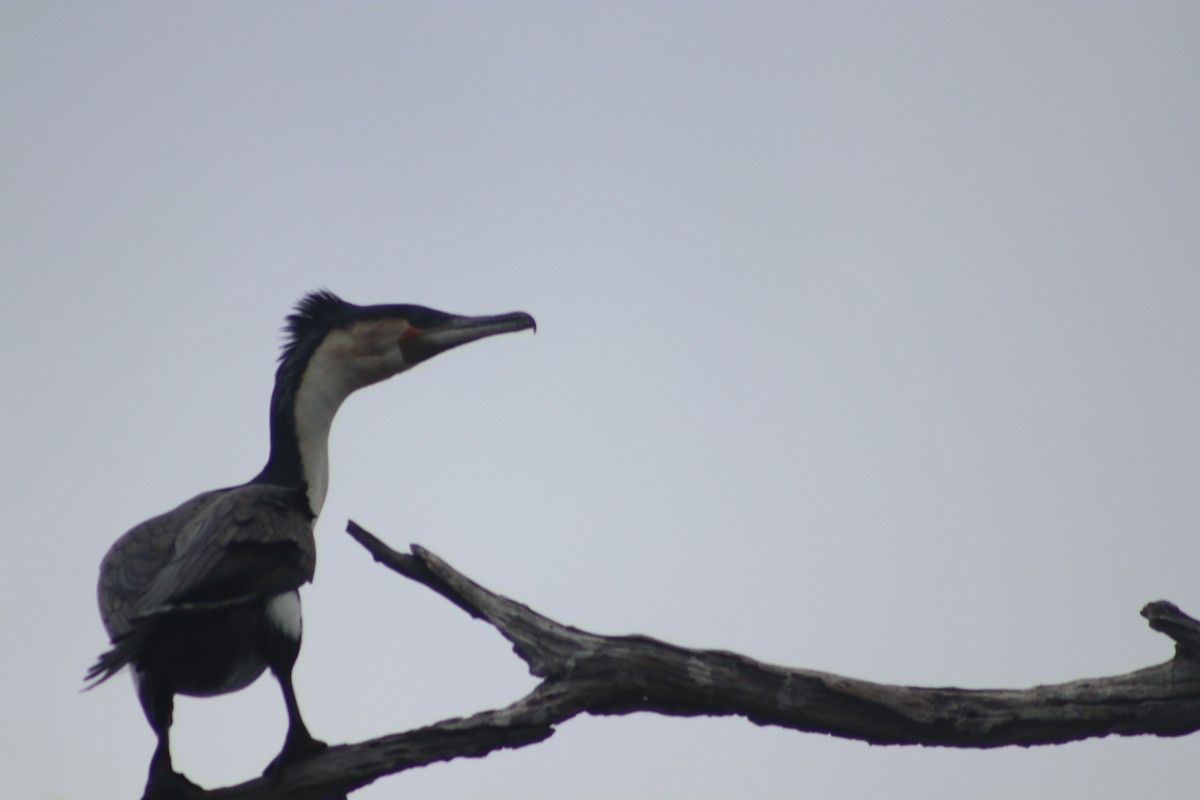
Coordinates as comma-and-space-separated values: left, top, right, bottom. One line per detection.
255, 397, 340, 518
254, 342, 363, 517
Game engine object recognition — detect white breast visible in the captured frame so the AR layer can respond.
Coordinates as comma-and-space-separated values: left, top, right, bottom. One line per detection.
266, 590, 303, 640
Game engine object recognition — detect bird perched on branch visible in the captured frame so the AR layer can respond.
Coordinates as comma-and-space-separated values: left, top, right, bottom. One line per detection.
87, 290, 535, 799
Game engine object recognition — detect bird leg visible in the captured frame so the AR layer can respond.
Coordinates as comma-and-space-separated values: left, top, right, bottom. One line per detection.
137, 676, 203, 800
263, 661, 328, 777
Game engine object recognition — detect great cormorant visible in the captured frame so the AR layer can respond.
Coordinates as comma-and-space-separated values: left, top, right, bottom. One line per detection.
87, 290, 535, 798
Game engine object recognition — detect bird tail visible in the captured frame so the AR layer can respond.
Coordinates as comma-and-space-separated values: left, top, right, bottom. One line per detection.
83, 597, 253, 691
83, 628, 147, 690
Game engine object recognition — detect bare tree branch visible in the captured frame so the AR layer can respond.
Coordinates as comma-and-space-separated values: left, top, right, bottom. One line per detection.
196, 521, 1200, 799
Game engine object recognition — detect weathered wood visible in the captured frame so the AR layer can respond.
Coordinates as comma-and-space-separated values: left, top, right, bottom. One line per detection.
187, 521, 1200, 799
1142, 600, 1200, 658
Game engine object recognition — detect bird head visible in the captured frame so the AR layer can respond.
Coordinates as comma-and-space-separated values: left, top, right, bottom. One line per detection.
256, 290, 535, 500
284, 291, 536, 393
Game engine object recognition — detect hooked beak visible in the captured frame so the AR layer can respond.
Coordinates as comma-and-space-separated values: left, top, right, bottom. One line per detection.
401, 311, 537, 365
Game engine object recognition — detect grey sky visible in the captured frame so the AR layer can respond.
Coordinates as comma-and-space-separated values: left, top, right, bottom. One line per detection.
3, 3, 1199, 798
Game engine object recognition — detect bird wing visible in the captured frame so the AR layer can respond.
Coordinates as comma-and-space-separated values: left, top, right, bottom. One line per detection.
97, 488, 230, 641
88, 483, 316, 688
96, 483, 316, 641
132, 482, 317, 620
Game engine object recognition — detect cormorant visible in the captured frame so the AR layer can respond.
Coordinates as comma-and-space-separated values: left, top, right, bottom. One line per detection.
87, 290, 535, 799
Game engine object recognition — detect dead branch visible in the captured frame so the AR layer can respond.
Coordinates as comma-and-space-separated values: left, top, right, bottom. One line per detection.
197, 520, 1200, 799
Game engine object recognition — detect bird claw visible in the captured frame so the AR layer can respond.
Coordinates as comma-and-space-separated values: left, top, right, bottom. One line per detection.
263, 733, 329, 779
141, 768, 204, 800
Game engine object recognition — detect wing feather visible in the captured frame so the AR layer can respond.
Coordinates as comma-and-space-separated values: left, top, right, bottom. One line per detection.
97, 488, 228, 640
89, 483, 316, 686
133, 483, 316, 617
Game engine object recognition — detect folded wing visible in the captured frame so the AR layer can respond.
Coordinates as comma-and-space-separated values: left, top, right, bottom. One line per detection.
88, 483, 316, 686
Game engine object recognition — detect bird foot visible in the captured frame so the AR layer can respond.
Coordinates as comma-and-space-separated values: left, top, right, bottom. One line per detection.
141, 767, 204, 800
263, 732, 329, 778
264, 735, 346, 800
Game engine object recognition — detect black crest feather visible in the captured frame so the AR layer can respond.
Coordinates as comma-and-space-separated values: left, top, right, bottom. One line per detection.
279, 289, 355, 364
286, 290, 351, 341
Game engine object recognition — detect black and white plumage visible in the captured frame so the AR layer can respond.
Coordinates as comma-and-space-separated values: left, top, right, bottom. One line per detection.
87, 290, 535, 799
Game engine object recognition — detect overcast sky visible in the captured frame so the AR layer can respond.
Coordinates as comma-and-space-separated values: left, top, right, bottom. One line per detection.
4, 3, 1200, 799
